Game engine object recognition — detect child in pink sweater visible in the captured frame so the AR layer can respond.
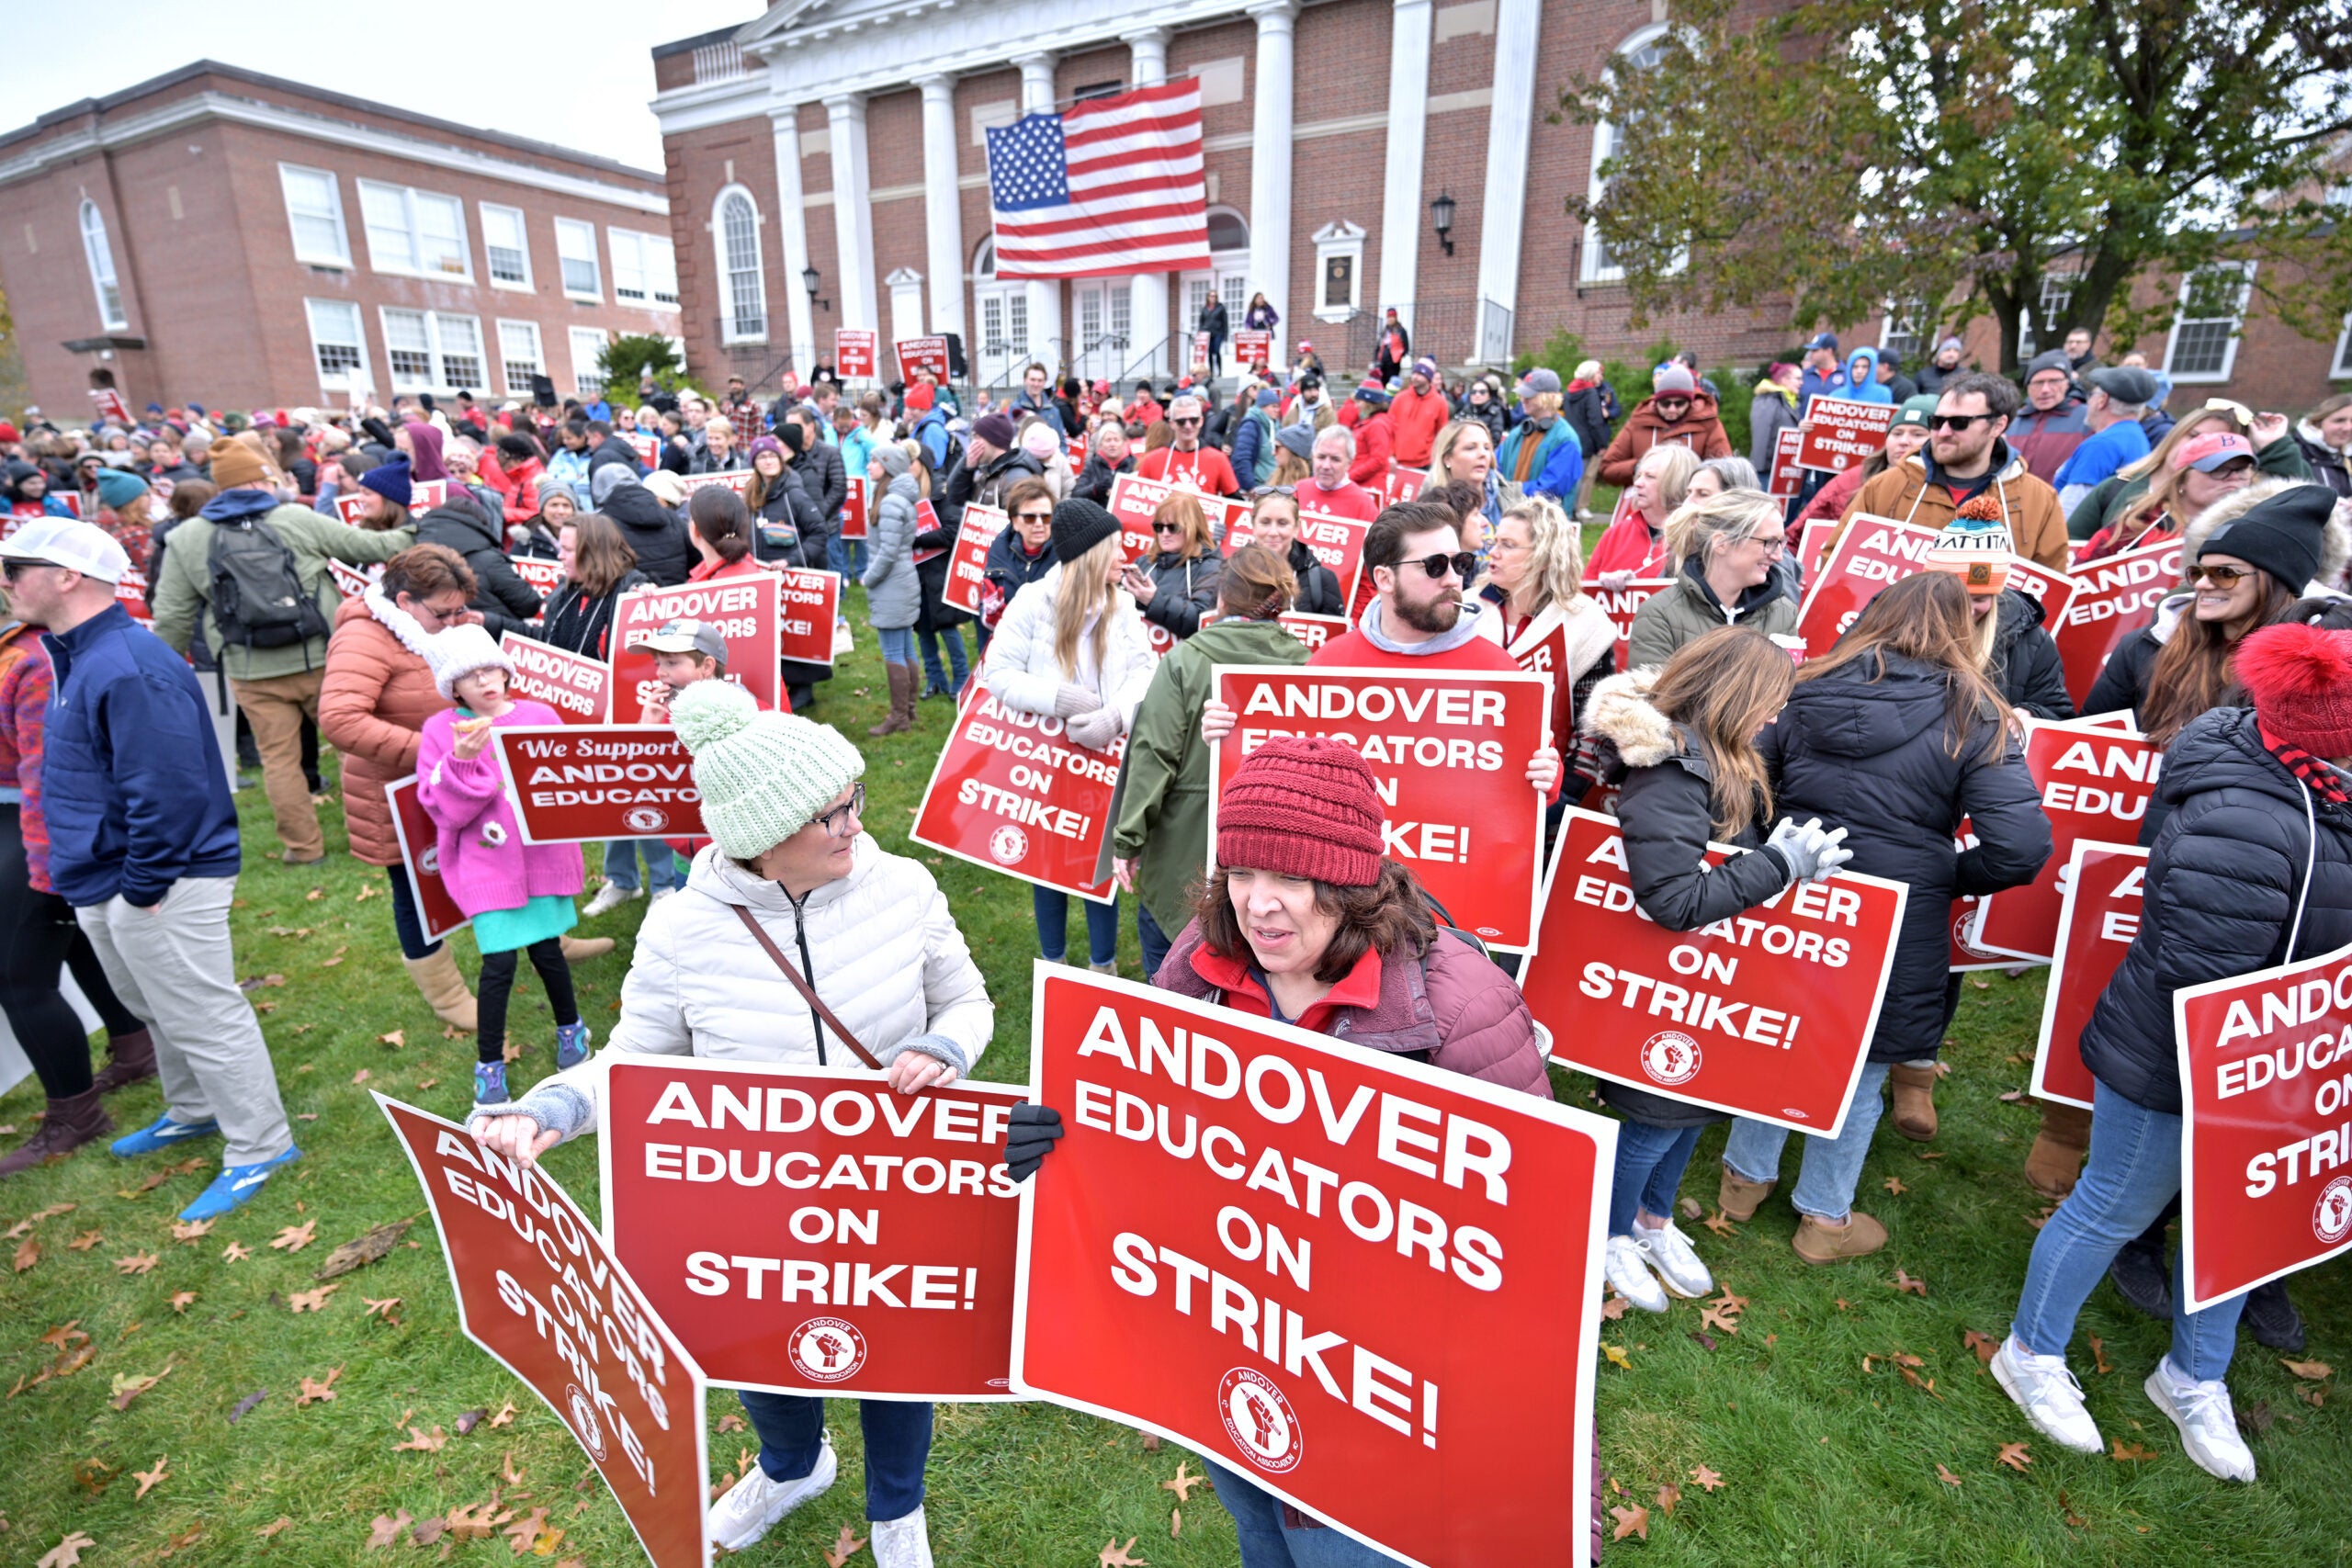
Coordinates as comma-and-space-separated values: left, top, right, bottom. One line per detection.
413, 626, 591, 1108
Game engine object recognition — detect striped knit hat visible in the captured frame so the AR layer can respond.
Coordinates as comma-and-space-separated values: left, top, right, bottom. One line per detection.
669, 680, 865, 857
1216, 736, 1385, 886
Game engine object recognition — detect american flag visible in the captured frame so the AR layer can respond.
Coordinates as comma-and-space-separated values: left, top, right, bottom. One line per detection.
986, 79, 1213, 279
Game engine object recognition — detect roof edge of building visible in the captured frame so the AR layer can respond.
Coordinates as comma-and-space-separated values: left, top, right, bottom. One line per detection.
651, 25, 751, 61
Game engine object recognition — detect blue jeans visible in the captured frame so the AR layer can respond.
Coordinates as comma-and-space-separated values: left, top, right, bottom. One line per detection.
835, 535, 868, 578
1609, 1119, 1705, 1236
1035, 886, 1119, 966
2012, 1077, 2246, 1382
602, 838, 679, 895
1136, 899, 1174, 983
736, 1391, 933, 1522
385, 865, 438, 960
1722, 1061, 1891, 1222
1205, 1458, 1405, 1566
876, 626, 917, 666
919, 627, 969, 693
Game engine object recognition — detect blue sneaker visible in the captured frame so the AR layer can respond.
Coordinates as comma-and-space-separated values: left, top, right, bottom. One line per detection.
555, 1021, 593, 1071
110, 1115, 221, 1158
177, 1145, 300, 1222
474, 1061, 511, 1108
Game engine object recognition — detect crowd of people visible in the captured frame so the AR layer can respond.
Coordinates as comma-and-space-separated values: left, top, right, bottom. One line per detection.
2, 323, 2349, 1564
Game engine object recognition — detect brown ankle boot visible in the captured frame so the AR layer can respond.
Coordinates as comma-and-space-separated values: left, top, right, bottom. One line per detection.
401, 949, 479, 1032
0, 1089, 114, 1179
868, 662, 913, 738
89, 1028, 157, 1095
1718, 1168, 1776, 1223
1792, 1209, 1888, 1264
1888, 1064, 1939, 1141
2025, 1100, 2094, 1199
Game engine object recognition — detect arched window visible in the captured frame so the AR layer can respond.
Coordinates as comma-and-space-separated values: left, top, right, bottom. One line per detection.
714, 186, 767, 343
1204, 207, 1250, 254
1582, 25, 1668, 285
80, 200, 126, 330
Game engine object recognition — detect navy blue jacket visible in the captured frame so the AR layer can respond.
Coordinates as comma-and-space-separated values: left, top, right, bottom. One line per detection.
41, 604, 240, 908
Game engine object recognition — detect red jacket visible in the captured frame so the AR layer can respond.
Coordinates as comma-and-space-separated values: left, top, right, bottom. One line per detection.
1386, 386, 1451, 468
1793, 463, 1867, 526
480, 454, 545, 527
1348, 412, 1394, 487
1136, 444, 1240, 497
1295, 478, 1378, 522
1583, 515, 1671, 579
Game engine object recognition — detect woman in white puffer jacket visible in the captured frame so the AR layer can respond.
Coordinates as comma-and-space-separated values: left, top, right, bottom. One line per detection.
471, 679, 989, 1568
980, 495, 1156, 971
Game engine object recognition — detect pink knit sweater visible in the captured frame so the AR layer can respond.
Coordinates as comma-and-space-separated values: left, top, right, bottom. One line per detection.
413, 700, 584, 918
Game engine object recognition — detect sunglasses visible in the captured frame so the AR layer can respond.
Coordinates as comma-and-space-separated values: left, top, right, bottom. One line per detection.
1, 558, 58, 581
1655, 397, 1690, 409
1396, 551, 1478, 581
1250, 484, 1295, 499
1015, 510, 1054, 525
1153, 521, 1185, 534
1928, 413, 1993, 431
1171, 417, 1203, 427
2190, 563, 2255, 588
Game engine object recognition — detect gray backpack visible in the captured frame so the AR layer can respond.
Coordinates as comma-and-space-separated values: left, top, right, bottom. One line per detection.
206, 514, 328, 654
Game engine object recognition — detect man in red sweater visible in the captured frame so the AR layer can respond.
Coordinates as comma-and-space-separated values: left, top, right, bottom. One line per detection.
1387, 356, 1452, 468
1134, 394, 1241, 496
1296, 425, 1380, 521
1346, 378, 1396, 488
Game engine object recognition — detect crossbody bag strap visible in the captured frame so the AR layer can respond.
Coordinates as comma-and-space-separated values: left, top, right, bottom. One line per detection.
729, 902, 884, 1070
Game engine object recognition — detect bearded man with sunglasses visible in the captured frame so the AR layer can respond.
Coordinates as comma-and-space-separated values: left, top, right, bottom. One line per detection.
1842, 372, 2070, 570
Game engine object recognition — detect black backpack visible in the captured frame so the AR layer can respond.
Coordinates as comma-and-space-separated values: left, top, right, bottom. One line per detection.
206, 513, 330, 653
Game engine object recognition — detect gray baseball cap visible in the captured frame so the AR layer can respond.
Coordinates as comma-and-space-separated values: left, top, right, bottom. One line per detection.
628, 617, 729, 662
1520, 367, 1563, 397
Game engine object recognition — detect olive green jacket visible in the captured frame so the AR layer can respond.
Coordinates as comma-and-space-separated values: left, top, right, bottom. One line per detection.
151, 501, 415, 682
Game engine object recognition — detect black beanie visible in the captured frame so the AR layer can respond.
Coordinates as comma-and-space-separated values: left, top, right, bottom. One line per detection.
1051, 496, 1120, 565
2199, 484, 2336, 594
779, 420, 808, 455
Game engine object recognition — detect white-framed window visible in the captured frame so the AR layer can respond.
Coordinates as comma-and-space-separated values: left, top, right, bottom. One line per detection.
2332, 314, 2351, 379
1581, 25, 1668, 285
609, 227, 680, 310
278, 164, 350, 267
554, 219, 601, 300
79, 200, 126, 330
2016, 269, 2082, 361
356, 180, 470, 279
497, 319, 545, 398
378, 307, 486, 392
714, 186, 767, 343
303, 298, 370, 391
568, 326, 610, 398
1880, 299, 1928, 367
2163, 261, 2256, 383
437, 313, 485, 390
1311, 220, 1365, 321
480, 203, 531, 289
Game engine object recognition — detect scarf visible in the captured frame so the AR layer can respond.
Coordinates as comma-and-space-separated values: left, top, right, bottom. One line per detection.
2259, 723, 2352, 807
1357, 596, 1489, 657
364, 582, 435, 662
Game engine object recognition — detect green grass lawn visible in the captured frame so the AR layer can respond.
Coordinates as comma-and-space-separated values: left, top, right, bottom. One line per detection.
1, 585, 2346, 1566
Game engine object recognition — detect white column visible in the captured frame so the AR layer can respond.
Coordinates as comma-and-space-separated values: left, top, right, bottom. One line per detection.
1247, 1, 1298, 375
769, 105, 817, 378
824, 93, 879, 336
1474, 0, 1541, 365
916, 74, 966, 344
1377, 0, 1433, 334
1123, 28, 1172, 380
1014, 52, 1064, 377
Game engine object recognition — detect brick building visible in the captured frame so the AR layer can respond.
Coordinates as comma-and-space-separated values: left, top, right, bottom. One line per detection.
0, 62, 684, 417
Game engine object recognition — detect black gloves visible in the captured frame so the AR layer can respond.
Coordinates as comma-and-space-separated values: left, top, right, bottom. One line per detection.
1002, 1101, 1065, 1183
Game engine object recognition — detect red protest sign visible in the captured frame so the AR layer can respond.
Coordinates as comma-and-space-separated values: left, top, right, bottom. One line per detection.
1379, 463, 1427, 509
376, 1097, 708, 1568
1584, 579, 1673, 672
1521, 808, 1908, 1135
334, 493, 372, 529
1189, 333, 1210, 375
1792, 514, 1939, 649
2053, 537, 2185, 711
628, 432, 659, 467
90, 387, 131, 425
114, 570, 150, 621
413, 479, 448, 510
328, 559, 374, 600
1014, 967, 1611, 1567
2030, 842, 2146, 1111
386, 776, 470, 942
500, 633, 610, 725
1106, 472, 1189, 564
910, 688, 1124, 903
2177, 942, 2352, 1312
610, 574, 781, 719
1234, 329, 1272, 369
1224, 504, 1367, 604
1769, 426, 1805, 499
773, 566, 841, 668
1968, 718, 2161, 963
1275, 613, 1351, 656
509, 555, 564, 602
835, 328, 878, 379
840, 476, 870, 540
1068, 434, 1089, 468
1212, 666, 1550, 952
601, 1060, 1025, 1400
1795, 396, 1895, 474
942, 504, 1002, 617
676, 471, 753, 499
492, 726, 705, 844
910, 499, 949, 567
1997, 553, 2080, 627
896, 337, 950, 380
1797, 518, 1838, 581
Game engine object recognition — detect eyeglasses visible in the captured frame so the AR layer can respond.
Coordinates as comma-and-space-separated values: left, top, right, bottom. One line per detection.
1, 559, 56, 581
1398, 551, 1478, 581
2190, 564, 2254, 588
814, 784, 865, 840
1250, 484, 1295, 499
1749, 534, 1789, 556
1928, 413, 1992, 431
1015, 511, 1054, 525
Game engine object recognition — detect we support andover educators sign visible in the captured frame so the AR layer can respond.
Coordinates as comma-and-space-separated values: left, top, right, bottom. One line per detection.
610, 574, 781, 719
1014, 967, 1611, 1568
602, 1060, 1025, 1400
376, 1098, 708, 1568
1521, 809, 1908, 1136
910, 688, 1124, 903
1211, 667, 1550, 953
2030, 842, 2147, 1111
492, 727, 705, 844
2177, 941, 2352, 1312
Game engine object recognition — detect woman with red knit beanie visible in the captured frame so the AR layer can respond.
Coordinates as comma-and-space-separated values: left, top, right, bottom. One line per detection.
1003, 733, 1565, 1564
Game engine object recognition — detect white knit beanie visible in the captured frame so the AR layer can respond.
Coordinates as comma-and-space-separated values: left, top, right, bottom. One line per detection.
424, 623, 516, 701
670, 680, 865, 857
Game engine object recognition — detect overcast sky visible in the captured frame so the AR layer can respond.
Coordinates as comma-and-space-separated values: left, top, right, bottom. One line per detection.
7, 0, 760, 172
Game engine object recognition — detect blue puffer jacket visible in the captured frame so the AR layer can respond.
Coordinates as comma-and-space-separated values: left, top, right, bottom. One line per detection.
41, 603, 240, 908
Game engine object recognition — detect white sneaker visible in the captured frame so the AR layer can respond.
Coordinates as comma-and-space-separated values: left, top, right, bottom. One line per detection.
707, 1436, 837, 1551
1603, 1234, 1669, 1314
2144, 1358, 2256, 1482
649, 886, 680, 908
1633, 1220, 1713, 1299
1991, 1335, 2102, 1454
870, 1505, 935, 1568
582, 882, 640, 919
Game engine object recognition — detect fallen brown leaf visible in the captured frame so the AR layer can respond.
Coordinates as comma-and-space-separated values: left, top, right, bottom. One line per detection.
1702, 1209, 1737, 1238
288, 1285, 338, 1314
73, 1457, 117, 1494
366, 1510, 412, 1549
1883, 1176, 1908, 1196
411, 1515, 448, 1545
1098, 1538, 1148, 1567
1937, 1463, 1962, 1487
40, 1321, 88, 1349
1161, 1459, 1204, 1502
38, 1530, 96, 1566
716, 1412, 745, 1433
114, 1252, 159, 1275
1997, 1441, 2032, 1472
168, 1219, 213, 1244
1655, 1481, 1681, 1516
1610, 1504, 1649, 1541
1700, 1304, 1740, 1335
67, 1230, 104, 1251
130, 1456, 169, 1498
351, 1068, 371, 1085
2281, 1358, 2334, 1381
1600, 1295, 1628, 1321
1690, 1463, 1724, 1491
2111, 1439, 2155, 1462
271, 1220, 318, 1253
2089, 1336, 2113, 1374
254, 1517, 291, 1539
503, 1450, 526, 1485
378, 1030, 405, 1048
295, 1366, 343, 1406
108, 1363, 173, 1410
489, 1400, 517, 1427
362, 1296, 402, 1325
393, 1426, 447, 1452
157, 1527, 203, 1558
169, 1290, 198, 1314
1891, 1269, 1928, 1297
500, 1506, 550, 1554
1963, 1329, 1999, 1365
14, 1237, 39, 1272
221, 1241, 254, 1263
2059, 1488, 2086, 1528
826, 1522, 869, 1566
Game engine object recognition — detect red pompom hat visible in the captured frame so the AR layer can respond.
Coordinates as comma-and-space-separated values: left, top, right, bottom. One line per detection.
2234, 622, 2352, 760
1216, 736, 1385, 887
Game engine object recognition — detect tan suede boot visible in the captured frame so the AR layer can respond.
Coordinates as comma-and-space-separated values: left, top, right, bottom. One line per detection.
2025, 1100, 2094, 1199
869, 662, 913, 738
560, 934, 615, 963
1718, 1168, 1776, 1223
1888, 1064, 1939, 1142
403, 948, 479, 1032
1792, 1209, 1888, 1264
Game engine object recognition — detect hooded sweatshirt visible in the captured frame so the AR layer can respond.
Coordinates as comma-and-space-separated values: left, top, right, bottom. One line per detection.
1843, 346, 1893, 405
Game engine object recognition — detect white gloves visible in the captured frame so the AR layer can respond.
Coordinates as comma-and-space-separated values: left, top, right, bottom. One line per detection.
1053, 682, 1102, 717
1066, 707, 1123, 750
1764, 816, 1853, 885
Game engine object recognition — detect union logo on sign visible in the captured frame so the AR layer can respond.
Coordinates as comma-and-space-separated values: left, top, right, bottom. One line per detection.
418, 845, 440, 875
989, 825, 1030, 866
622, 806, 670, 833
2315, 1176, 2352, 1247
564, 1382, 607, 1461
1638, 1030, 1702, 1087
1217, 1367, 1302, 1473
788, 1316, 868, 1382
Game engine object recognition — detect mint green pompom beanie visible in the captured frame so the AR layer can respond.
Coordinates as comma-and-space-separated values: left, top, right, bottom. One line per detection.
669, 680, 865, 857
